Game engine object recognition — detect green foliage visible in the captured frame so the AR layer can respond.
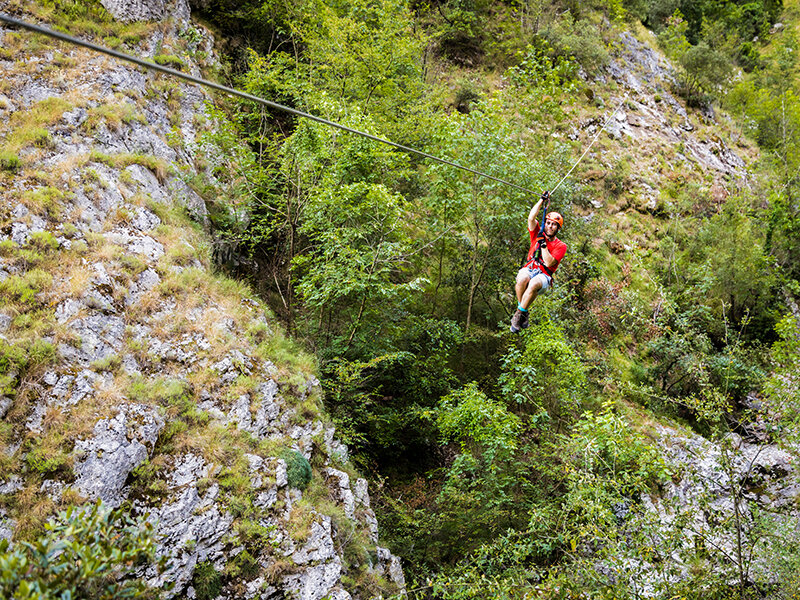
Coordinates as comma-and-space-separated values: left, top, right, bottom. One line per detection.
726, 32, 800, 279
0, 269, 53, 305
2, 97, 71, 154
437, 383, 522, 455
295, 0, 424, 122
153, 54, 185, 71
22, 187, 66, 218
682, 198, 778, 335
88, 150, 168, 183
499, 312, 588, 422
280, 449, 312, 490
543, 13, 610, 70
765, 314, 800, 443
152, 1, 800, 597
0, 150, 21, 172
657, 11, 731, 104
566, 402, 667, 511
678, 41, 732, 103
83, 101, 144, 133
225, 548, 260, 579
0, 500, 164, 600
0, 338, 56, 396
430, 384, 532, 548
0, 339, 26, 395
644, 0, 782, 43
192, 561, 222, 600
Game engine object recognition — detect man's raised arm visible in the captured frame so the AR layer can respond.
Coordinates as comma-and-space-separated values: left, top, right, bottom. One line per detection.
527, 196, 545, 231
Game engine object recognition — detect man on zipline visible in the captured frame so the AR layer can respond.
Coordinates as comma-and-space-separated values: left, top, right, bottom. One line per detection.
510, 193, 567, 333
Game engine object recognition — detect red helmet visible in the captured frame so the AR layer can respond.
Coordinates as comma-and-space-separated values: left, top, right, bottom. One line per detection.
545, 211, 564, 230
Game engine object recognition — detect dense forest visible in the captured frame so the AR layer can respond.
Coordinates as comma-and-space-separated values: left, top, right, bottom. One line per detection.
185, 0, 800, 596
1, 0, 800, 597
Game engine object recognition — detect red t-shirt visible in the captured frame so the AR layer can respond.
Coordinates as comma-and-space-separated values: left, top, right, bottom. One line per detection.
526, 221, 567, 274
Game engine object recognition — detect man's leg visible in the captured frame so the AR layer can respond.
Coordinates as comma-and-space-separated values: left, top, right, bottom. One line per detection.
520, 276, 544, 310
515, 268, 530, 304
511, 269, 535, 332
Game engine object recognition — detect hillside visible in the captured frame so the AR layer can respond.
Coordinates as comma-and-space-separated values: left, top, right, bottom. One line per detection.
1, 0, 800, 599
0, 1, 405, 599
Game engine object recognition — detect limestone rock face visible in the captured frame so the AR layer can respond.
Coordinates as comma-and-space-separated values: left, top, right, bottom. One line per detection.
100, 0, 191, 23
0, 8, 404, 600
604, 425, 800, 596
73, 404, 165, 508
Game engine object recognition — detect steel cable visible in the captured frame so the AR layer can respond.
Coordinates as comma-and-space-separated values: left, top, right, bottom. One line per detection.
0, 13, 543, 194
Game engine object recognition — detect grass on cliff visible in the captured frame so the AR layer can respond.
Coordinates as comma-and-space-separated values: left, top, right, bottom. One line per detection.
1, 97, 73, 155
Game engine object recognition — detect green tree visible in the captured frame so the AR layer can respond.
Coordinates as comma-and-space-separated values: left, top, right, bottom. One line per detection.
499, 309, 588, 425
432, 383, 531, 555
291, 0, 425, 129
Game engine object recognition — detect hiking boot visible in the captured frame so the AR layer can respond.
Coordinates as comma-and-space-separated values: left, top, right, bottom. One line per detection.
520, 310, 529, 329
510, 309, 523, 333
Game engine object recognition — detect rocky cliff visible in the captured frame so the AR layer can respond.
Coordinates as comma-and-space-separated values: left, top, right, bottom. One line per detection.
0, 1, 405, 598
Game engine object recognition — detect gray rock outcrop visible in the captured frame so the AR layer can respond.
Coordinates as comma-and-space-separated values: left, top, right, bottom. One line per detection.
606, 425, 800, 596
73, 404, 165, 507
0, 7, 405, 600
100, 0, 191, 23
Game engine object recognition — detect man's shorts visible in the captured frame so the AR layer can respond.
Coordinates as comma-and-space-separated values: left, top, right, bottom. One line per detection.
526, 267, 552, 292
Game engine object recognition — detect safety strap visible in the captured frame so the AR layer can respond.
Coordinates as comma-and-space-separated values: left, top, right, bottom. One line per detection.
524, 253, 554, 277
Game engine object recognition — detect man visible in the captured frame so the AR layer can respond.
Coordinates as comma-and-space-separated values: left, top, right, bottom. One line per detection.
510, 193, 567, 333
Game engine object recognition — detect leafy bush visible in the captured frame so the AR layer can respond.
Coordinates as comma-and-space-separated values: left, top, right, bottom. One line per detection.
25, 443, 72, 477
0, 501, 164, 600
499, 313, 588, 422
0, 338, 56, 396
280, 449, 312, 490
437, 383, 522, 456
192, 561, 222, 600
543, 14, 609, 70
0, 269, 53, 305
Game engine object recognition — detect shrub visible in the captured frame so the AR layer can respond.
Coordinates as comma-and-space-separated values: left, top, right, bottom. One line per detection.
0, 269, 53, 304
0, 338, 56, 395
0, 501, 163, 600
0, 151, 21, 172
226, 548, 260, 579
544, 14, 609, 70
280, 449, 312, 490
192, 561, 222, 600
154, 54, 186, 70
499, 313, 588, 421
25, 444, 72, 477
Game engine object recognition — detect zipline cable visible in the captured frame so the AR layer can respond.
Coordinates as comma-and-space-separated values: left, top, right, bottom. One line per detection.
549, 92, 630, 195
0, 12, 544, 194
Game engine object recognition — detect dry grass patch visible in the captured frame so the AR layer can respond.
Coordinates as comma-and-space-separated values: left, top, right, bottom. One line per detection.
49, 152, 93, 186
186, 366, 222, 391
20, 186, 70, 220
63, 264, 94, 297
5, 482, 57, 541
51, 321, 82, 350
1, 96, 73, 154
83, 97, 146, 134
87, 150, 170, 184
286, 500, 316, 545
253, 328, 316, 381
